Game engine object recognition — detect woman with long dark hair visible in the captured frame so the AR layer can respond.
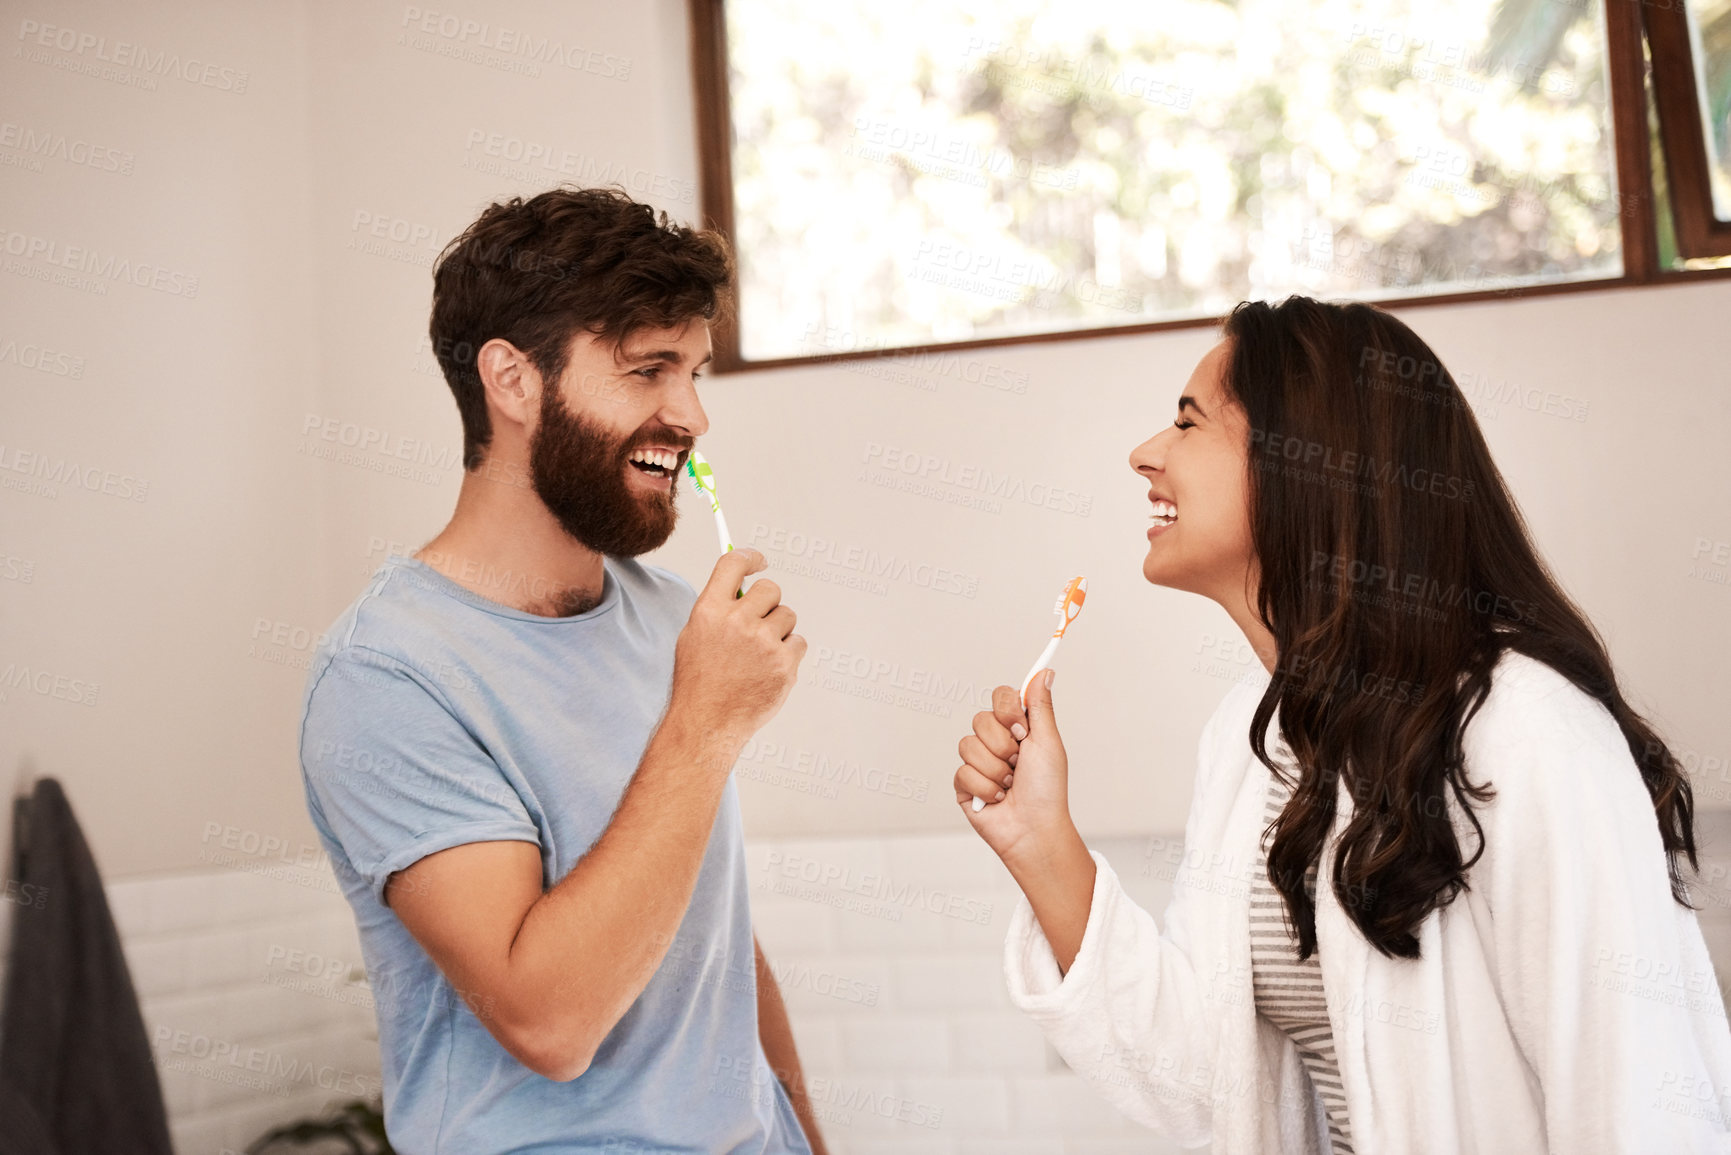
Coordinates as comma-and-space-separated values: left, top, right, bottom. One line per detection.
954, 296, 1731, 1153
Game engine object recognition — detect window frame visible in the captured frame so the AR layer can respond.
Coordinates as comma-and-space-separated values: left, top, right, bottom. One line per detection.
688, 0, 1731, 373
1645, 0, 1731, 259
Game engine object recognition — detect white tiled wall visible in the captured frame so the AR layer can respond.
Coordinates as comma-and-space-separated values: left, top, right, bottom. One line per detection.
106, 866, 380, 1155
744, 832, 1192, 1155
105, 817, 1731, 1155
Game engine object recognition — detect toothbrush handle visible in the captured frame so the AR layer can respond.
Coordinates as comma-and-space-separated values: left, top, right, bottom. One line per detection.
713, 509, 743, 598
1020, 637, 1062, 708
978, 638, 1061, 811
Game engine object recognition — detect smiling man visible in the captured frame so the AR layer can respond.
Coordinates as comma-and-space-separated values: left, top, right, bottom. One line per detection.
296, 187, 824, 1154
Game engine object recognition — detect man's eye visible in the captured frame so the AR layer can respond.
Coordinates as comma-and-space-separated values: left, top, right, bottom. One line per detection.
634, 367, 659, 379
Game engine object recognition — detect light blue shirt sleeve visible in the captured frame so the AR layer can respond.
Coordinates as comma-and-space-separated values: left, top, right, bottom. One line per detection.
300, 644, 542, 905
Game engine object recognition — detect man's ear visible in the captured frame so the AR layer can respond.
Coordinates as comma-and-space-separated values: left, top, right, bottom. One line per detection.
476, 338, 541, 436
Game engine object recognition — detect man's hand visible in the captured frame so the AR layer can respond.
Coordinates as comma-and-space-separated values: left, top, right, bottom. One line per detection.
670, 548, 806, 742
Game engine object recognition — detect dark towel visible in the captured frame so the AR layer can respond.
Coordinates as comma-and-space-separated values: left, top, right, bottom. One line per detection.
0, 778, 172, 1155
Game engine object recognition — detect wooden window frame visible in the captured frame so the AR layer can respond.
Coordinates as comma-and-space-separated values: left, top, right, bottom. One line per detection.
1646, 0, 1731, 259
688, 0, 1731, 373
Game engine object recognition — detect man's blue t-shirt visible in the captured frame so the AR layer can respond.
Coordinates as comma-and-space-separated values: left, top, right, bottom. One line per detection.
297, 554, 811, 1155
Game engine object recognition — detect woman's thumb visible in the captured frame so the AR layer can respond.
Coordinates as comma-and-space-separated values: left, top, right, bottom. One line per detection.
1024, 668, 1061, 739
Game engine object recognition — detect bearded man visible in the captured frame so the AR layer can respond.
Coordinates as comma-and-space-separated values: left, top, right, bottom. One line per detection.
297, 186, 823, 1155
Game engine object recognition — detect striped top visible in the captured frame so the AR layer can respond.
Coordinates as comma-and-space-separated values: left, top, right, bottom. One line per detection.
1250, 772, 1355, 1154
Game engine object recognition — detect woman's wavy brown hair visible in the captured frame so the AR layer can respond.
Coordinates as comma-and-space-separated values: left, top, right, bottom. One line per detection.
430, 184, 734, 470
1224, 296, 1697, 959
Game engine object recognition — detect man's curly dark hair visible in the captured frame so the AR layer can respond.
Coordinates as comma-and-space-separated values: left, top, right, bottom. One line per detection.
429, 185, 733, 470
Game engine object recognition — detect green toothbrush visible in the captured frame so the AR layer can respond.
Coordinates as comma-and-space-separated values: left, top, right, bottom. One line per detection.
685, 450, 741, 596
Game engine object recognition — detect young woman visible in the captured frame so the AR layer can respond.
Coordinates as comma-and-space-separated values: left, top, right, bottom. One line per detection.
954, 296, 1731, 1154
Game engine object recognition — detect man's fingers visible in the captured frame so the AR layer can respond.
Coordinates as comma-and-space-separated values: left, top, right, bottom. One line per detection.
738, 575, 783, 617
701, 547, 767, 602
764, 604, 797, 641
991, 684, 1028, 741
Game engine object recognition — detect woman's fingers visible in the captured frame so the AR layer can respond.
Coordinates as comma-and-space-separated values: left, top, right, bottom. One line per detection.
968, 711, 1018, 764
953, 763, 1007, 807
958, 734, 1012, 788
991, 685, 1029, 741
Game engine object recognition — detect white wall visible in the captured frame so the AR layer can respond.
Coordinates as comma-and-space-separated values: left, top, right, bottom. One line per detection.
0, 0, 322, 878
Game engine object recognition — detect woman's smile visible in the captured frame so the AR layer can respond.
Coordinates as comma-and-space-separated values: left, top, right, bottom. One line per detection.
1147, 494, 1178, 539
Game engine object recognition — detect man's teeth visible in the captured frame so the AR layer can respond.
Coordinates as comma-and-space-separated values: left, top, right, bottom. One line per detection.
1151, 499, 1178, 525
628, 448, 679, 472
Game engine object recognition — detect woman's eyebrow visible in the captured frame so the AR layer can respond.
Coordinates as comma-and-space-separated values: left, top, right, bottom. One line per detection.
1179, 395, 1208, 418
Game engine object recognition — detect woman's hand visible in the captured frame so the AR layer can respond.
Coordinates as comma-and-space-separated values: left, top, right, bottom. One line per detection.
954, 669, 1096, 972
955, 669, 1074, 871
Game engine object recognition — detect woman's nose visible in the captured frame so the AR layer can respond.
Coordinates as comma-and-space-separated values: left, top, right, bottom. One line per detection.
1129, 428, 1170, 475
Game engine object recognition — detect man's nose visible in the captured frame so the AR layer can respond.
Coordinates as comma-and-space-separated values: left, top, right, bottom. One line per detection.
660, 378, 710, 439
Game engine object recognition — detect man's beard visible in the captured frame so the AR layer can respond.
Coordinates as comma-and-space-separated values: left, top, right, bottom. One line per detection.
527, 387, 690, 557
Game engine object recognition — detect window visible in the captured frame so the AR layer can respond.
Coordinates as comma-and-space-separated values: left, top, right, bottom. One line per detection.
689, 0, 1731, 369
1649, 0, 1731, 258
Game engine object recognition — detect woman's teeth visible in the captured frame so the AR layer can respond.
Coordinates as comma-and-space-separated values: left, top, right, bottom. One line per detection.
1151, 499, 1178, 526
628, 448, 679, 476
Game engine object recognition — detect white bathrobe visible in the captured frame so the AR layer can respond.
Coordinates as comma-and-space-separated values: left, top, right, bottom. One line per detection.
1004, 650, 1731, 1153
